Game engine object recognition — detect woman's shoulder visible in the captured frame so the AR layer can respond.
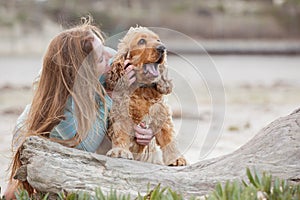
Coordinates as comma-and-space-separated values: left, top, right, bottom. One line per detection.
104, 46, 117, 56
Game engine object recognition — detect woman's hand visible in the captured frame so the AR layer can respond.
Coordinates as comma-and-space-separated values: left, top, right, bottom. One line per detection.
108, 59, 136, 97
124, 59, 136, 86
134, 123, 154, 146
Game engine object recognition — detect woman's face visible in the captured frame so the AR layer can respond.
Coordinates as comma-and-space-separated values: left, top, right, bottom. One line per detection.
92, 34, 112, 76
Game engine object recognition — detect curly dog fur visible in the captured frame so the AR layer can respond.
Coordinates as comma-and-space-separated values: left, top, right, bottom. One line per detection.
105, 26, 187, 166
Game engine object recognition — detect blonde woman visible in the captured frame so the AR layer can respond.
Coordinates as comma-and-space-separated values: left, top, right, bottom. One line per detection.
4, 19, 154, 199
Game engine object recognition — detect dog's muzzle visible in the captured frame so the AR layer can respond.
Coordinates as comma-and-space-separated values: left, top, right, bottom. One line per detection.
142, 44, 166, 78
155, 44, 166, 64
156, 44, 166, 54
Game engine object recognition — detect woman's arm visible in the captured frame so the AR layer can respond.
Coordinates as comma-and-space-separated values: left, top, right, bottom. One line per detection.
50, 96, 112, 152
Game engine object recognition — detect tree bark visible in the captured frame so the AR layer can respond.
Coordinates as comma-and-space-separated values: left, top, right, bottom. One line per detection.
16, 108, 300, 198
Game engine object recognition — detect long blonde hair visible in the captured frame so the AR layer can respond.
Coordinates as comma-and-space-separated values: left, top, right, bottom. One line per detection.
10, 18, 108, 191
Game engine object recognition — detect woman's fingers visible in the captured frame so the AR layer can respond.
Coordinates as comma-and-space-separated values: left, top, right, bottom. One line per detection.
124, 60, 136, 86
135, 131, 153, 140
136, 139, 151, 146
126, 69, 135, 79
134, 125, 153, 136
126, 70, 135, 83
124, 59, 131, 69
134, 125, 154, 146
135, 136, 153, 146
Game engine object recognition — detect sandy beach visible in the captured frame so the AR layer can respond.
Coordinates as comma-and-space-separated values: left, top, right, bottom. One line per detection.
1, 54, 300, 195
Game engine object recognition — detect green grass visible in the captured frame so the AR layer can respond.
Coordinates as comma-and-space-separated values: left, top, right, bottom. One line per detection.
1, 169, 299, 200
206, 168, 300, 200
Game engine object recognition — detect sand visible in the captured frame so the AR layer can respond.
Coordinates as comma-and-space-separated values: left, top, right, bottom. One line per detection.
1, 54, 300, 195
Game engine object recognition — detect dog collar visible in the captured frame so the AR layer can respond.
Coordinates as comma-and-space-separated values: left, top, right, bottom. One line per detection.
139, 83, 157, 88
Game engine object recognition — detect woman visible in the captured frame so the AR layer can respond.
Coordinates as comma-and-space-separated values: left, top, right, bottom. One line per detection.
4, 18, 154, 199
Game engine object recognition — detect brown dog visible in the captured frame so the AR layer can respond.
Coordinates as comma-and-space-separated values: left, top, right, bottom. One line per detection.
105, 26, 186, 166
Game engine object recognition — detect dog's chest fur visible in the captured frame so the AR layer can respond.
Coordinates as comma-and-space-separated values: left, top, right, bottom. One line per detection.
128, 87, 163, 124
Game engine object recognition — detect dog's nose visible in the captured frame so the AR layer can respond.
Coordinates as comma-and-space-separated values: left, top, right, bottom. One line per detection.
156, 45, 166, 53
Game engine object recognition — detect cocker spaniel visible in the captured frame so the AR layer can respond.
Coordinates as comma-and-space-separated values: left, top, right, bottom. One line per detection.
105, 26, 187, 166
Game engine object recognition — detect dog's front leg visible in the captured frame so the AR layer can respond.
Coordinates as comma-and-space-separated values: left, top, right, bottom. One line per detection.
106, 122, 134, 159
155, 129, 187, 166
106, 84, 134, 160
148, 103, 187, 166
106, 77, 136, 160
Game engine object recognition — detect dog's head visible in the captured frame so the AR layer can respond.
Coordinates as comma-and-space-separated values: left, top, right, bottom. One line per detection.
119, 26, 166, 84
106, 26, 172, 94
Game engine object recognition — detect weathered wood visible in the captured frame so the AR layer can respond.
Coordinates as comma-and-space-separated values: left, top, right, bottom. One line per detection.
17, 108, 300, 198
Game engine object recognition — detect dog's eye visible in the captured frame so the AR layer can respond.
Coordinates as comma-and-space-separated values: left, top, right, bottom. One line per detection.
138, 38, 146, 45
157, 39, 161, 42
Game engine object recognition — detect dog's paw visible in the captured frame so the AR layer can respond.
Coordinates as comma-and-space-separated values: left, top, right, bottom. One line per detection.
168, 157, 187, 166
106, 147, 134, 160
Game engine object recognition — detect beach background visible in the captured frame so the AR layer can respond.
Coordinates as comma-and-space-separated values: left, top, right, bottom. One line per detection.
1, 0, 300, 195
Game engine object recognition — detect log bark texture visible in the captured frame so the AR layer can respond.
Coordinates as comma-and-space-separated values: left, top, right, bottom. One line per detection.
16, 109, 300, 198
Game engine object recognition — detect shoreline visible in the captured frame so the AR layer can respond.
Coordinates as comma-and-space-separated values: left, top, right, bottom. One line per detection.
169, 40, 300, 55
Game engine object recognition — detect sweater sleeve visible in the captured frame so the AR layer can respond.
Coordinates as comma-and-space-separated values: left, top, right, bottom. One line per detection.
50, 95, 112, 152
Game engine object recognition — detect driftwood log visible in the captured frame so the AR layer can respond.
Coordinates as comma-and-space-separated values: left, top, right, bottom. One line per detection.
16, 108, 300, 198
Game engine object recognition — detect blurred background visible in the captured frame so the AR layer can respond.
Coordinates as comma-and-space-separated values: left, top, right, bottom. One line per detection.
1, 0, 300, 54
1, 0, 300, 194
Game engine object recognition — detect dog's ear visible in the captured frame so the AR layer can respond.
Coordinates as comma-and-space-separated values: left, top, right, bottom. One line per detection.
155, 62, 173, 95
105, 54, 126, 91
105, 35, 132, 91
